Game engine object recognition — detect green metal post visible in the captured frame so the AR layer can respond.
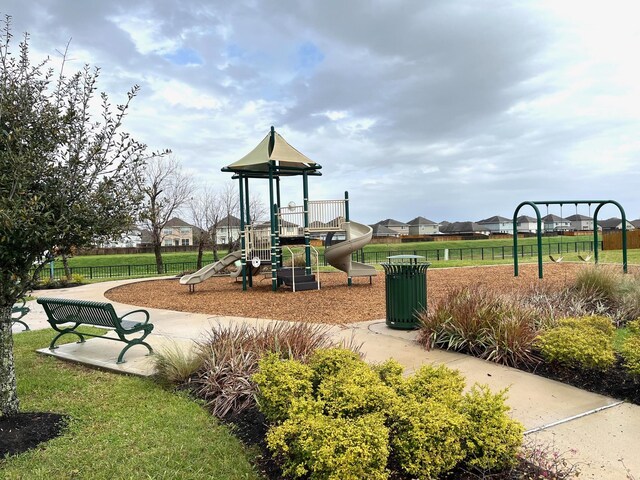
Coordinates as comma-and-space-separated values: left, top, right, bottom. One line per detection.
276, 176, 282, 268
245, 177, 253, 287
513, 201, 543, 278
345, 191, 352, 286
303, 171, 311, 276
594, 200, 628, 273
238, 176, 247, 291
268, 164, 277, 291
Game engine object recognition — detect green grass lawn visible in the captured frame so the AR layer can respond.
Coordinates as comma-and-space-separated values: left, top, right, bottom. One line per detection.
1, 328, 260, 479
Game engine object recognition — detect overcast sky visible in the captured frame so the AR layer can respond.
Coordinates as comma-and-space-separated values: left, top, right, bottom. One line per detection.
4, 1, 640, 224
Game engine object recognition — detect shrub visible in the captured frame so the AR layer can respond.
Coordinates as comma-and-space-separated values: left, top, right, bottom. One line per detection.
557, 315, 615, 335
536, 319, 615, 370
372, 358, 404, 389
573, 266, 622, 309
418, 286, 541, 367
316, 361, 397, 418
620, 335, 640, 375
628, 319, 640, 336
308, 347, 363, 387
460, 385, 523, 471
267, 412, 390, 480
400, 363, 465, 406
153, 341, 204, 385
252, 353, 314, 423
389, 398, 467, 479
254, 348, 524, 479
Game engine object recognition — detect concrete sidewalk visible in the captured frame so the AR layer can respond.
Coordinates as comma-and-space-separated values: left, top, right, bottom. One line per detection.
17, 278, 640, 479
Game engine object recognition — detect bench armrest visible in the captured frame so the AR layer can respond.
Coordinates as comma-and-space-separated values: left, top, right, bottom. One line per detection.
120, 309, 150, 325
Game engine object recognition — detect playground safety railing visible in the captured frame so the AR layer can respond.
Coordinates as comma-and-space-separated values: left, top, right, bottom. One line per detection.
277, 199, 347, 237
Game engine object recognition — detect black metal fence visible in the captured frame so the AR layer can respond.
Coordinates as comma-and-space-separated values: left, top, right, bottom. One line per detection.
42, 240, 599, 281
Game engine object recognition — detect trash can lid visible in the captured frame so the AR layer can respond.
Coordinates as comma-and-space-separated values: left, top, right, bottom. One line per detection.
386, 254, 426, 264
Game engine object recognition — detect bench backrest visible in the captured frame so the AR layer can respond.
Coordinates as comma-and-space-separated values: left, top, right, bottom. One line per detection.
37, 297, 120, 329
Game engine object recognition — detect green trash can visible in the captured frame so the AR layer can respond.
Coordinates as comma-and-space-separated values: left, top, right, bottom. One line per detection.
381, 255, 430, 330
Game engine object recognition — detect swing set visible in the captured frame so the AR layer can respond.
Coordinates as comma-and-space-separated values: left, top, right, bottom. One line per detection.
512, 200, 629, 279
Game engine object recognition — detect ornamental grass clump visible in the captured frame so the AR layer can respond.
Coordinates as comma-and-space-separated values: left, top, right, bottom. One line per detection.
535, 315, 616, 370
187, 322, 348, 418
253, 348, 524, 479
418, 285, 541, 367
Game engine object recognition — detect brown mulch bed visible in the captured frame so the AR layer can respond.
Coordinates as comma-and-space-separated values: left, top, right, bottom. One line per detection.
105, 263, 587, 324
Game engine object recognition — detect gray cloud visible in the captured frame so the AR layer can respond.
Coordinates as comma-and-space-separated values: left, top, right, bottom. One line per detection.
2, 0, 639, 224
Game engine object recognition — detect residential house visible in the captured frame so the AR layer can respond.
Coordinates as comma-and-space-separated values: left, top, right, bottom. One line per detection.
374, 219, 409, 236
162, 217, 196, 246
257, 220, 302, 237
477, 215, 513, 234
599, 217, 636, 231
214, 215, 242, 245
565, 214, 593, 231
516, 215, 539, 233
439, 222, 490, 236
631, 219, 640, 229
542, 214, 570, 232
371, 224, 397, 237
407, 216, 439, 235
437, 221, 450, 234
101, 229, 142, 248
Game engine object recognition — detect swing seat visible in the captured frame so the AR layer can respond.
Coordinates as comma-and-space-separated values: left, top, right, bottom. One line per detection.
578, 254, 592, 262
549, 255, 564, 263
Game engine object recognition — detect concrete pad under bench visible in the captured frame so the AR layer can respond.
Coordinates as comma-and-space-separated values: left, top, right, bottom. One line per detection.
36, 333, 196, 377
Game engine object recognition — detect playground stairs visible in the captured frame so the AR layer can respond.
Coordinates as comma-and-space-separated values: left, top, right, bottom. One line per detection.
277, 267, 320, 291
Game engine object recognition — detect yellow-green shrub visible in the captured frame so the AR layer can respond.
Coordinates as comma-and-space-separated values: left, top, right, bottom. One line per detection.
460, 385, 523, 471
308, 347, 362, 386
620, 335, 640, 375
536, 324, 615, 370
558, 315, 614, 335
316, 361, 397, 418
389, 398, 467, 479
627, 319, 640, 336
253, 353, 313, 423
401, 363, 465, 406
267, 412, 390, 480
372, 358, 405, 389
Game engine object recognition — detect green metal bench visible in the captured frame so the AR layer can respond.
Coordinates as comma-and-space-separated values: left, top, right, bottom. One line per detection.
36, 297, 154, 364
12, 298, 30, 331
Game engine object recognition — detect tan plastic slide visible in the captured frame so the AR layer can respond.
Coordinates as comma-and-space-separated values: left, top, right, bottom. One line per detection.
179, 250, 242, 285
325, 221, 377, 278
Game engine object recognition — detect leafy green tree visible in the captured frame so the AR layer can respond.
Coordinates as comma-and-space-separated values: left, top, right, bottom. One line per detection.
0, 17, 158, 416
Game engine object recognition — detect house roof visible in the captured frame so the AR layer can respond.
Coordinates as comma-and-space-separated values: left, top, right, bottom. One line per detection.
599, 217, 624, 228
407, 216, 437, 226
165, 217, 193, 228
565, 214, 592, 221
517, 215, 537, 223
375, 218, 408, 227
370, 224, 396, 236
477, 215, 510, 224
632, 219, 640, 228
215, 215, 241, 227
542, 214, 568, 222
439, 221, 486, 234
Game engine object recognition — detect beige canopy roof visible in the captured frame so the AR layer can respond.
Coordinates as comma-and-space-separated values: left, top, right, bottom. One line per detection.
223, 130, 320, 174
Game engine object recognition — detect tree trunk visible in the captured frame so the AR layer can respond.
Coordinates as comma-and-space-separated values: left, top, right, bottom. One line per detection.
62, 254, 72, 281
154, 242, 164, 274
212, 229, 219, 261
0, 306, 20, 416
197, 242, 204, 270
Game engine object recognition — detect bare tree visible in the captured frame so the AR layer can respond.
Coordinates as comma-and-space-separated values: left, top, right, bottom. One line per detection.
137, 156, 192, 274
189, 188, 220, 269
220, 182, 240, 252
249, 193, 268, 224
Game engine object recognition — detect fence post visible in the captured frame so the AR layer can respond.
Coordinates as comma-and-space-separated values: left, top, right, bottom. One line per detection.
89, 266, 93, 279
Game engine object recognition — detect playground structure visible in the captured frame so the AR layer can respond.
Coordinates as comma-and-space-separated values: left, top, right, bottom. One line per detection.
512, 200, 629, 279
180, 127, 376, 292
